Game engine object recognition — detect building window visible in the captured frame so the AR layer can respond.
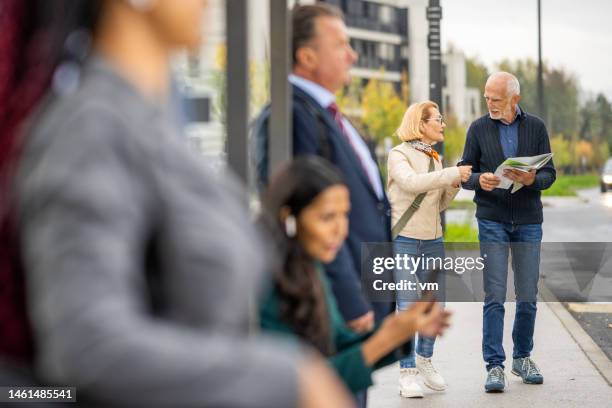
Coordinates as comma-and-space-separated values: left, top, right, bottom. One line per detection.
187, 55, 200, 78
348, 0, 360, 15
362, 1, 370, 17
183, 95, 211, 123
399, 8, 408, 38
379, 5, 392, 24
442, 63, 447, 87
378, 43, 392, 60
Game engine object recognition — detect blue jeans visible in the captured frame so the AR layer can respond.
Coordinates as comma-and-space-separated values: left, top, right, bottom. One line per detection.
393, 236, 445, 369
478, 219, 542, 371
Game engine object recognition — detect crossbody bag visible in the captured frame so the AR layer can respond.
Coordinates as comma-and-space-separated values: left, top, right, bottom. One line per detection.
391, 155, 435, 240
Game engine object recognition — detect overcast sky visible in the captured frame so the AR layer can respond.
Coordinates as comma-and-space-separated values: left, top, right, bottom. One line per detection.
441, 0, 612, 100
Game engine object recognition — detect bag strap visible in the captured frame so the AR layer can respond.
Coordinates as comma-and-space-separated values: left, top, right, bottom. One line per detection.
250, 93, 332, 191
391, 156, 435, 240
293, 92, 332, 161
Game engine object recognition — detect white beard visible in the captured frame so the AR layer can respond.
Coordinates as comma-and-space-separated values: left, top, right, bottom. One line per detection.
489, 111, 502, 120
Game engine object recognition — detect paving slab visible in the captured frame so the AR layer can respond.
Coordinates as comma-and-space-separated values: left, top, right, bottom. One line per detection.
368, 302, 612, 407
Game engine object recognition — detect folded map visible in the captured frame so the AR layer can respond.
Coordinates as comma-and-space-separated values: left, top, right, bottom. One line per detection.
494, 153, 554, 193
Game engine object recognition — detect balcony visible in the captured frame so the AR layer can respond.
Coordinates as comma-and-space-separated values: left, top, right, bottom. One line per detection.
354, 56, 403, 72
344, 14, 403, 35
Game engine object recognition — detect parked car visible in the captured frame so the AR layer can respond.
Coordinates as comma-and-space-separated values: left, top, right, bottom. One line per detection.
601, 158, 612, 192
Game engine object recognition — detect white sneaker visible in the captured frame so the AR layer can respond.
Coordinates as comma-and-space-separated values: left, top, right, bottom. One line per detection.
398, 368, 424, 398
416, 354, 447, 391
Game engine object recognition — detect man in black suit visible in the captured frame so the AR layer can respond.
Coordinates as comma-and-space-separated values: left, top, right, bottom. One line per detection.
255, 3, 394, 334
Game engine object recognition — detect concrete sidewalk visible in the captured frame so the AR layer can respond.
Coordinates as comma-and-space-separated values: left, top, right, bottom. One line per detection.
368, 301, 612, 407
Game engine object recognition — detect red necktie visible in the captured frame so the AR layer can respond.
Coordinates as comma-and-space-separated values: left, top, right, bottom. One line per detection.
327, 102, 377, 191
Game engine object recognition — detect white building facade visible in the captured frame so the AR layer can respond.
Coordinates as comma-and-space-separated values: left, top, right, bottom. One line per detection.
173, 0, 480, 160
442, 48, 482, 125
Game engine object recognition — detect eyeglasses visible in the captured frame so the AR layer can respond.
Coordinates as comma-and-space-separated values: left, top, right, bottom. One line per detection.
425, 116, 444, 124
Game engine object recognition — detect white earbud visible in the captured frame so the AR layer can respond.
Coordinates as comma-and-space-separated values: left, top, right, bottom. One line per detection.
284, 215, 297, 238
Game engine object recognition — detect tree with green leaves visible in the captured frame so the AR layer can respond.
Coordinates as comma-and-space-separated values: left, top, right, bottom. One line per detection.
496, 59, 579, 137
210, 43, 272, 131
361, 77, 407, 145
466, 57, 489, 113
549, 134, 572, 172
497, 59, 540, 116
579, 93, 612, 168
336, 77, 363, 115
441, 114, 466, 166
543, 67, 579, 136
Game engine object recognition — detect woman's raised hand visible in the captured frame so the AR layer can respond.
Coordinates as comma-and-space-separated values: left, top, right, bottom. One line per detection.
360, 301, 451, 366
458, 165, 473, 183
406, 301, 452, 338
379, 301, 451, 349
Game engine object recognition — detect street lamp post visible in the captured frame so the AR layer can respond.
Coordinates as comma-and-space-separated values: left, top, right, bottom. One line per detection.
269, 0, 292, 177
537, 0, 545, 121
427, 0, 445, 230
226, 0, 250, 183
427, 0, 443, 116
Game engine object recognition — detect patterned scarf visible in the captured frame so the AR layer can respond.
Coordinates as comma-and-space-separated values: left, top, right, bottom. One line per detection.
409, 140, 440, 162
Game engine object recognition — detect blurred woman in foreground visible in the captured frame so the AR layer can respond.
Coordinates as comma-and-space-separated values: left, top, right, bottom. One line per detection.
259, 156, 451, 398
1, 0, 352, 406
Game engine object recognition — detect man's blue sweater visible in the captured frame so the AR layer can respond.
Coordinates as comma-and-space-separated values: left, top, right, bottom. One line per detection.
460, 108, 556, 224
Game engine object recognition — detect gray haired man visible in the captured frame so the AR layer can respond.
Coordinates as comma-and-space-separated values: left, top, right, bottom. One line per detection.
460, 72, 556, 392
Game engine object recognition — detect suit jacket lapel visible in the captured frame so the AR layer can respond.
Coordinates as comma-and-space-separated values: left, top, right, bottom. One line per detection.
293, 86, 381, 200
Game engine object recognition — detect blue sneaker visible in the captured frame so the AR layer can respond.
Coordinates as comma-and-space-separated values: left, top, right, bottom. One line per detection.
484, 366, 506, 393
512, 357, 544, 384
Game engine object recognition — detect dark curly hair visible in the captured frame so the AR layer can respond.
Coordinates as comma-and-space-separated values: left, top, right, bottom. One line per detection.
260, 156, 345, 356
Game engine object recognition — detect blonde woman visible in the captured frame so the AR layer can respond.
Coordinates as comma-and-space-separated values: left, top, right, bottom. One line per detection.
387, 101, 471, 398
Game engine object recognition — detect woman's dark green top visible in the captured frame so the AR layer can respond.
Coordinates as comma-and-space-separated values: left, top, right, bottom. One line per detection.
259, 264, 404, 393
